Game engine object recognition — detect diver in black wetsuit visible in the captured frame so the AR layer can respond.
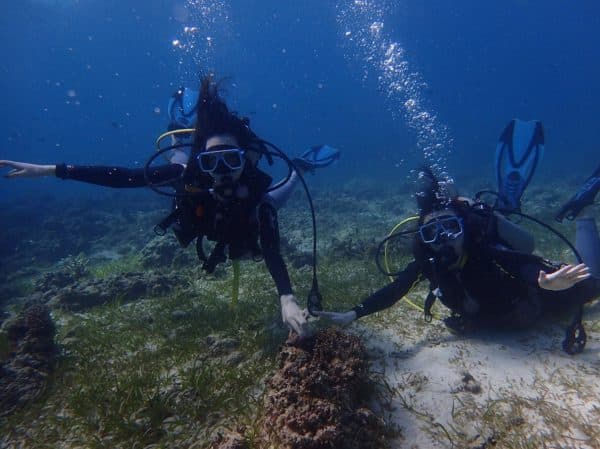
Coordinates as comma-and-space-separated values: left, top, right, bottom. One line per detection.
0, 75, 342, 339
317, 167, 600, 346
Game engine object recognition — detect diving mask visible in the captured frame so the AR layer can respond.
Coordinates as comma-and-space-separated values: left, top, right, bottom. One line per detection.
197, 147, 246, 173
419, 215, 464, 244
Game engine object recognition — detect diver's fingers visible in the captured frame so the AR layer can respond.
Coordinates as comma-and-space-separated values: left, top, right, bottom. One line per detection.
288, 316, 308, 338
572, 267, 590, 277
314, 311, 345, 323
565, 264, 589, 277
574, 273, 591, 281
284, 311, 307, 336
0, 160, 22, 168
313, 311, 340, 319
566, 263, 587, 272
552, 264, 584, 277
5, 169, 24, 178
1, 161, 28, 178
302, 308, 311, 320
548, 265, 571, 278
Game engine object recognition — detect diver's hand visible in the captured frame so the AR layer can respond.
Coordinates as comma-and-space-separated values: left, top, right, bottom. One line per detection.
0, 160, 56, 178
280, 294, 309, 338
315, 310, 357, 326
538, 263, 591, 291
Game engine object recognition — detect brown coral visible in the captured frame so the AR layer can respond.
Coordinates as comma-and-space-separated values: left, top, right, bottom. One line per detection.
261, 328, 387, 449
208, 430, 249, 449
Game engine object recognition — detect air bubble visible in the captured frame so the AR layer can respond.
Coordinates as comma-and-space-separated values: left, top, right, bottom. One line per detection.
336, 0, 452, 181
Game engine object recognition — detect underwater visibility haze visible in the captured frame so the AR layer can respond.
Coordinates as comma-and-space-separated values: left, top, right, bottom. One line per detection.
2, 1, 600, 448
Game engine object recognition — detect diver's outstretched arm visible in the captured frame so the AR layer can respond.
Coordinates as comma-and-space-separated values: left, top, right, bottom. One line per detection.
0, 160, 55, 178
1, 160, 184, 188
317, 260, 421, 325
257, 202, 310, 339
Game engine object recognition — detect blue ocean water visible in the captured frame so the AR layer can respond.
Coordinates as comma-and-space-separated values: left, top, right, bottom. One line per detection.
2, 4, 600, 444
1, 0, 599, 198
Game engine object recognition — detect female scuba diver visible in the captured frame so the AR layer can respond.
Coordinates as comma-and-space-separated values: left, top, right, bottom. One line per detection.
317, 167, 600, 353
0, 74, 339, 340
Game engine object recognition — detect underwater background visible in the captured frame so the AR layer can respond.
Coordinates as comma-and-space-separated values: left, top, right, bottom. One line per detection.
2, 1, 600, 448
2, 0, 600, 198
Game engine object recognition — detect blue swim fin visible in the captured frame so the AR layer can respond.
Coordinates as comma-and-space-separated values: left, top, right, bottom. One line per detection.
293, 144, 340, 172
495, 119, 544, 212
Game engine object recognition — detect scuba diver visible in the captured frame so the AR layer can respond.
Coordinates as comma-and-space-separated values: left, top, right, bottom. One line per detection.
317, 120, 600, 354
0, 74, 340, 339
163, 85, 336, 209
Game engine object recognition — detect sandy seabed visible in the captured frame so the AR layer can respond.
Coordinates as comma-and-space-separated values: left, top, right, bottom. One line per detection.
359, 301, 600, 449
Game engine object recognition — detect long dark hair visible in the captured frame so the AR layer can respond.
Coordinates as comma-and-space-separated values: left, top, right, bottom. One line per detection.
191, 74, 266, 164
415, 166, 457, 222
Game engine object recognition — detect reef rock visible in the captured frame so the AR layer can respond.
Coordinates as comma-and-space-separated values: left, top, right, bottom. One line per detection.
34, 254, 91, 292
140, 235, 195, 268
328, 236, 377, 260
0, 304, 56, 417
208, 430, 249, 449
41, 271, 183, 311
261, 328, 387, 449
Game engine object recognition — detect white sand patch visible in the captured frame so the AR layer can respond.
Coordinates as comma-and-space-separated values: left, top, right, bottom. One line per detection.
355, 305, 600, 448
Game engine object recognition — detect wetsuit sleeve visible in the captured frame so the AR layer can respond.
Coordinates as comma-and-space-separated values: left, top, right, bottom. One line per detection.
55, 163, 184, 188
353, 260, 421, 318
515, 260, 543, 286
258, 202, 293, 296
485, 246, 546, 286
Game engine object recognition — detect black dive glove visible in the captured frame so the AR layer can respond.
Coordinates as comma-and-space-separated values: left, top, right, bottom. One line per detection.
556, 166, 600, 222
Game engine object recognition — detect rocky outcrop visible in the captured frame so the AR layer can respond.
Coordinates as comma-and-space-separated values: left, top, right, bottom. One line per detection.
209, 431, 249, 449
14, 271, 183, 311
261, 329, 387, 449
140, 235, 195, 268
34, 254, 91, 292
208, 329, 388, 449
45, 271, 183, 310
0, 304, 55, 417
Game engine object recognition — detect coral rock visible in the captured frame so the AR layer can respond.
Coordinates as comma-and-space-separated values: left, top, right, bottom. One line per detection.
0, 304, 55, 417
262, 328, 387, 449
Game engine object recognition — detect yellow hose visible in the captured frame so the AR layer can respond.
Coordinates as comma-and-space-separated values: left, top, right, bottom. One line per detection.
384, 216, 439, 318
384, 216, 419, 282
231, 259, 240, 309
155, 128, 196, 150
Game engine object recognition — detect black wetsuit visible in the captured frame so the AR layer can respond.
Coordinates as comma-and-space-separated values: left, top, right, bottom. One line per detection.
55, 163, 293, 295
354, 231, 600, 329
